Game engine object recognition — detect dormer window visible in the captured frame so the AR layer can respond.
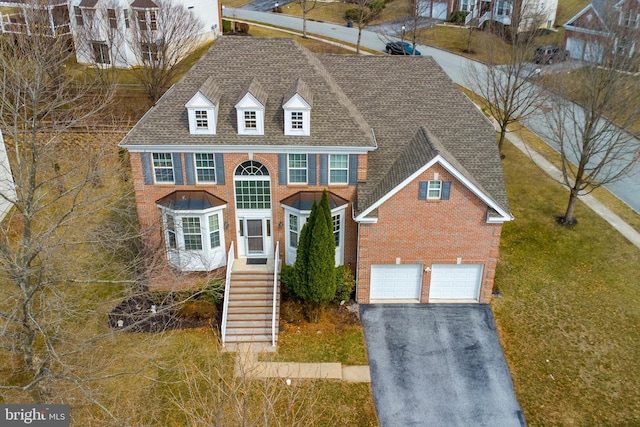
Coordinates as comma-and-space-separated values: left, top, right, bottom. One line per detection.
186, 76, 220, 135
236, 78, 267, 136
283, 78, 312, 136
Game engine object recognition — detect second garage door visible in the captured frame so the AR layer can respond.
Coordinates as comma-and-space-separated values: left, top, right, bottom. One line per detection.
429, 264, 483, 300
370, 264, 422, 300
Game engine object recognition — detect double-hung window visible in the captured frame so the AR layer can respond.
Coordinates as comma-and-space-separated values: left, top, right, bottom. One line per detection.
288, 154, 307, 184
149, 10, 157, 30
92, 41, 110, 64
107, 8, 117, 29
195, 153, 216, 183
329, 154, 348, 184
195, 110, 208, 129
165, 214, 176, 249
244, 111, 257, 129
74, 6, 83, 25
332, 214, 340, 246
291, 111, 304, 129
428, 180, 442, 199
182, 217, 203, 250
209, 214, 220, 248
152, 153, 174, 183
289, 214, 299, 248
136, 10, 147, 30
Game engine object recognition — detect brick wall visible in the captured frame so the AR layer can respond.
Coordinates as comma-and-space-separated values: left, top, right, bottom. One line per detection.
130, 151, 360, 289
356, 163, 503, 304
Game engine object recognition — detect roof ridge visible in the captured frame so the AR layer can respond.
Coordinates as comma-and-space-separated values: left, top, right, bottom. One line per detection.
298, 47, 374, 145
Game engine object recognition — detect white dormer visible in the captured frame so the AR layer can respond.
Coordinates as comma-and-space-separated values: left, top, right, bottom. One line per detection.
186, 76, 220, 135
283, 78, 313, 136
236, 78, 267, 136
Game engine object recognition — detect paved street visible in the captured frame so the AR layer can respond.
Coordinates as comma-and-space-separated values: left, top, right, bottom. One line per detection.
222, 7, 640, 213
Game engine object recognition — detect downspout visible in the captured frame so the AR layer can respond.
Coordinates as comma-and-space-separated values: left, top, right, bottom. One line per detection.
353, 204, 361, 301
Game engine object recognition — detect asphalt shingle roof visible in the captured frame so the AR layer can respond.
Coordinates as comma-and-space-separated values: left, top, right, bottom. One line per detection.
121, 37, 509, 215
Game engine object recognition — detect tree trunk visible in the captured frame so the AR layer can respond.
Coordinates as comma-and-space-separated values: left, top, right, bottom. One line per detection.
498, 127, 507, 155
563, 189, 579, 225
302, 10, 308, 38
356, 28, 362, 54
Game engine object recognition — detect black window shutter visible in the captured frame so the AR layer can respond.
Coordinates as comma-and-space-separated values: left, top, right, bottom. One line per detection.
184, 153, 195, 185
442, 181, 452, 200
141, 152, 153, 185
215, 153, 225, 184
319, 154, 328, 185
348, 154, 358, 185
308, 154, 317, 185
418, 181, 428, 200
278, 153, 287, 185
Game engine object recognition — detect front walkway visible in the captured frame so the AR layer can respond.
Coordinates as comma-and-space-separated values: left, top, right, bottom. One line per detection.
227, 343, 371, 382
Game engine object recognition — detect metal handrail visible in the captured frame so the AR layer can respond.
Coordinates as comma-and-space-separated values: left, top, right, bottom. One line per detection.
271, 241, 280, 347
220, 241, 234, 346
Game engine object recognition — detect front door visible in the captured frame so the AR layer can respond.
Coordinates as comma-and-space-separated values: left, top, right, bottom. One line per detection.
246, 219, 264, 255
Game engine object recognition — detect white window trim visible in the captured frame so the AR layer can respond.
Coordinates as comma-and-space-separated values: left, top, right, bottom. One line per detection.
288, 154, 308, 184
194, 153, 216, 184
328, 154, 349, 185
159, 206, 227, 272
283, 93, 311, 136
152, 153, 174, 184
427, 180, 442, 200
283, 205, 345, 266
236, 93, 265, 135
186, 92, 218, 135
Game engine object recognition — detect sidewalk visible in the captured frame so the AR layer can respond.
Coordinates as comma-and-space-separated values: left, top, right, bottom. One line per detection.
506, 131, 640, 250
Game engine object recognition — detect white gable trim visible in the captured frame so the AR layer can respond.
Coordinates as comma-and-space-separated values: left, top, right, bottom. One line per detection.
235, 93, 265, 135
354, 155, 513, 223
186, 92, 214, 109
235, 93, 263, 109
283, 94, 311, 110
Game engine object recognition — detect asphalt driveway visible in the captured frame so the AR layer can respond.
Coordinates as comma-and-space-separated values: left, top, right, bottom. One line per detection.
360, 304, 526, 427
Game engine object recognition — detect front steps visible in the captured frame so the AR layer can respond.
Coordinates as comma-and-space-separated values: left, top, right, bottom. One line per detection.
224, 264, 280, 345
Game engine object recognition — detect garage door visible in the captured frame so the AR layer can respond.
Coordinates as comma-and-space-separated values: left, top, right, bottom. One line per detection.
419, 1, 448, 19
429, 264, 483, 300
370, 264, 422, 300
566, 37, 585, 60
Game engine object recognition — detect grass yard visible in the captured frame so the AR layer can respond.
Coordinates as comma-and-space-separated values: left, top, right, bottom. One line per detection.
492, 141, 640, 426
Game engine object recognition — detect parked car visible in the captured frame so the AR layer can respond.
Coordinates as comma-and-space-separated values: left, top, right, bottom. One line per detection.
385, 42, 422, 56
534, 45, 569, 64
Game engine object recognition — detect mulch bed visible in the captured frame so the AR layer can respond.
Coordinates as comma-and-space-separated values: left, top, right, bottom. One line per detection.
108, 294, 215, 333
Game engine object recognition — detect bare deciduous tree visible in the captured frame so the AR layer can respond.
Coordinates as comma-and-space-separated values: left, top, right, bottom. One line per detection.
129, 0, 203, 101
544, 11, 640, 225
464, 4, 548, 155
344, 0, 385, 53
0, 2, 125, 404
295, 0, 318, 38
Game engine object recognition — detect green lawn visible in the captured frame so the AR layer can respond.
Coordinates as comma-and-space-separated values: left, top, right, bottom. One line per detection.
492, 141, 640, 426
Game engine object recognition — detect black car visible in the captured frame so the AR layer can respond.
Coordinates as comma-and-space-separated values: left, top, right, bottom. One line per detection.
385, 42, 422, 56
534, 45, 569, 64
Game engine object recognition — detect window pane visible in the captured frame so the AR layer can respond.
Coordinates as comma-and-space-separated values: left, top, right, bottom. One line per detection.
330, 170, 348, 183
183, 217, 201, 234
428, 180, 441, 198
332, 215, 340, 247
195, 153, 216, 182
330, 154, 348, 169
183, 217, 202, 250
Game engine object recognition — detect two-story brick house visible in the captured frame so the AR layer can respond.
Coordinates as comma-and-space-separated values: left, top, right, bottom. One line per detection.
120, 37, 512, 307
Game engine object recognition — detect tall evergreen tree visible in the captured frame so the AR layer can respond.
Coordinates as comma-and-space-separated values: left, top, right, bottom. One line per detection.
291, 191, 336, 322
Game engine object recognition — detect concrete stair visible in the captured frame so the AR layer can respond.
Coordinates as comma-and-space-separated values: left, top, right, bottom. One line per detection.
224, 270, 280, 345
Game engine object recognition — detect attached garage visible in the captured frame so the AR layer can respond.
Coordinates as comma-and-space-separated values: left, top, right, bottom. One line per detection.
429, 264, 483, 300
370, 264, 423, 300
566, 37, 585, 60
418, 0, 448, 19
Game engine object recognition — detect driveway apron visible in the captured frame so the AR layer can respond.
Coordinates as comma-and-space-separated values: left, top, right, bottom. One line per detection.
360, 304, 526, 427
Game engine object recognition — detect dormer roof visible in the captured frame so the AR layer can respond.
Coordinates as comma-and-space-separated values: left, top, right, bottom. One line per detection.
198, 76, 221, 105
130, 0, 158, 8
237, 78, 267, 107
283, 78, 313, 108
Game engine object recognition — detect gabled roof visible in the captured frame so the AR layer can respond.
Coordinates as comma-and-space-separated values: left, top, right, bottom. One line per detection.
121, 38, 509, 217
564, 0, 621, 33
120, 38, 375, 149
130, 0, 158, 8
318, 54, 509, 215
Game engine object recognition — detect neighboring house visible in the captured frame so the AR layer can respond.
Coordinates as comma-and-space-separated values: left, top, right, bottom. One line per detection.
418, 0, 557, 29
564, 0, 639, 64
0, 0, 71, 37
68, 0, 221, 67
0, 0, 221, 67
119, 37, 513, 305
0, 130, 17, 222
